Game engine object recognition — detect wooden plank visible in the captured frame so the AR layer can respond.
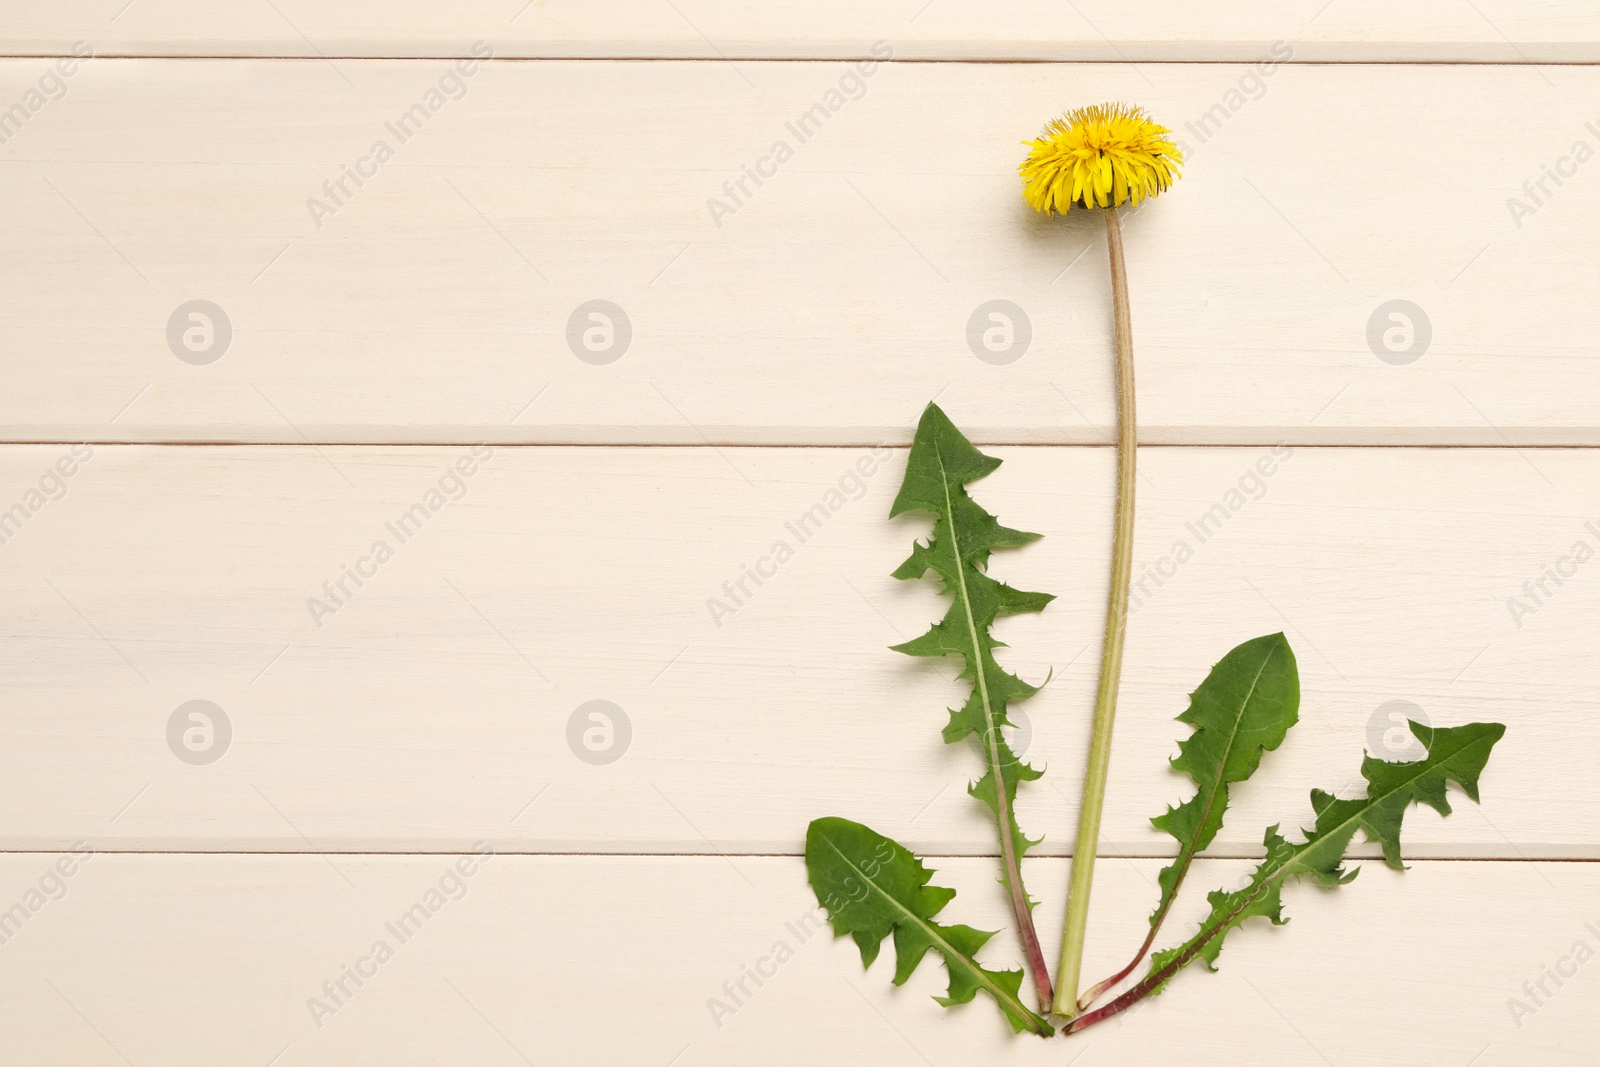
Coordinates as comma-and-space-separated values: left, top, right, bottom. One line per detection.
0, 443, 1590, 855
0, 853, 1592, 1063
2, 59, 1598, 445
4, 1, 1600, 61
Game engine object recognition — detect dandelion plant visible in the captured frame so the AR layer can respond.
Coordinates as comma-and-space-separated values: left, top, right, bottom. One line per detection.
798, 102, 1506, 1041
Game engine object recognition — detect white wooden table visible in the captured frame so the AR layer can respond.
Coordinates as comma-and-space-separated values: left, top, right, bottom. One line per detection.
2, 3, 1597, 1063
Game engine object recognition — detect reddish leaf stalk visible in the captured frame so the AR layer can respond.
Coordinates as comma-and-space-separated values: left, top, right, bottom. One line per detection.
1076, 915, 1162, 1011
1078, 808, 1206, 1009
1067, 874, 1272, 1034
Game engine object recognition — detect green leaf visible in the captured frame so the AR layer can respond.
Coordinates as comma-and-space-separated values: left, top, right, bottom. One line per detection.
1148, 633, 1300, 935
1079, 633, 1301, 1010
1147, 719, 1506, 990
888, 403, 1053, 922
804, 817, 1054, 1036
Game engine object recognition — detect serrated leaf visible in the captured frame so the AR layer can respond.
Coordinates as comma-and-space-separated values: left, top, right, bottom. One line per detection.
1149, 633, 1300, 931
1146, 719, 1506, 991
804, 817, 1054, 1036
888, 403, 1053, 931
1081, 633, 1300, 1009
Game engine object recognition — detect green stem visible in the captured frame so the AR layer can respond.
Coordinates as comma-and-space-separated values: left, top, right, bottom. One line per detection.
1053, 205, 1136, 1018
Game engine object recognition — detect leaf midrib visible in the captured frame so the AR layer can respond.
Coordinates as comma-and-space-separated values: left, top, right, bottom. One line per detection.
1151, 645, 1277, 935
934, 446, 1015, 853
1177, 646, 1276, 865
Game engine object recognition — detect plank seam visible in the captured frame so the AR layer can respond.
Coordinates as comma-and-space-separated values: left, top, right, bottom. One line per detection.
0, 850, 1587, 862
2, 442, 1600, 451
3, 55, 1600, 66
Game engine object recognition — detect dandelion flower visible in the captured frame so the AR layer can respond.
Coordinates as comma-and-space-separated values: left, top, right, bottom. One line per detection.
1019, 103, 1182, 215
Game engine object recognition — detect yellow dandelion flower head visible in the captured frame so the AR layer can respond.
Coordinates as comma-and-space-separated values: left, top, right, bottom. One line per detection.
1019, 102, 1182, 215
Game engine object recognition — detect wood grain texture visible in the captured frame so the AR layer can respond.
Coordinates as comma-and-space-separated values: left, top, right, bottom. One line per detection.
0, 444, 1588, 855
3, 1, 1600, 60
0, 853, 1591, 1064
2, 59, 1598, 444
